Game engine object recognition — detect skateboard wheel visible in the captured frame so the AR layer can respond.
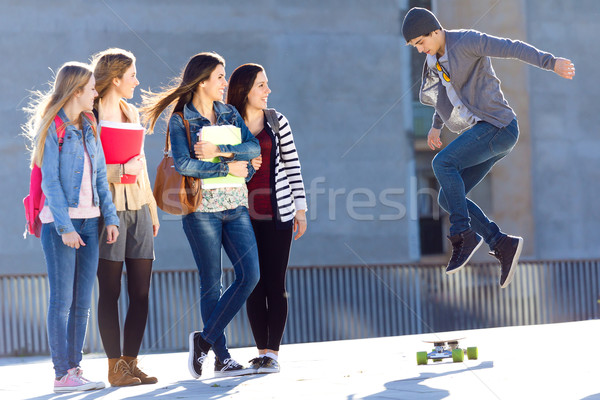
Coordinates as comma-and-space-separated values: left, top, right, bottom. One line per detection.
451, 349, 464, 362
467, 347, 478, 360
416, 351, 428, 365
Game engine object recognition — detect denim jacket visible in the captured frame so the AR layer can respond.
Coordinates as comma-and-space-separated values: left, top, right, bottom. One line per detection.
41, 109, 119, 234
168, 101, 260, 179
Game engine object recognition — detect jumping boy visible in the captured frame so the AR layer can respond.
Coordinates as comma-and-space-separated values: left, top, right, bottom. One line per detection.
402, 7, 575, 287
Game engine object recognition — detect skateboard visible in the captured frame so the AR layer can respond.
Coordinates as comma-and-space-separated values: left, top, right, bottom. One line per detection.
416, 337, 478, 365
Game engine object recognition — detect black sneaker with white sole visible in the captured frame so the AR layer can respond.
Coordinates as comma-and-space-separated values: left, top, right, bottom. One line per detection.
489, 234, 523, 288
214, 358, 250, 377
446, 229, 483, 274
257, 356, 280, 374
188, 332, 208, 379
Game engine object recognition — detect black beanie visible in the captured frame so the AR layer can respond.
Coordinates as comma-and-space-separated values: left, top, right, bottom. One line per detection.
402, 7, 442, 42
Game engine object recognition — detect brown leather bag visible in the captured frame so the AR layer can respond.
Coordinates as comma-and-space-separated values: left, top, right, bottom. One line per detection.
153, 112, 202, 215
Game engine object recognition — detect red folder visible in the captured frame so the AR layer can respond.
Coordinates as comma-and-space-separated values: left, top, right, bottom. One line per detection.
100, 121, 145, 184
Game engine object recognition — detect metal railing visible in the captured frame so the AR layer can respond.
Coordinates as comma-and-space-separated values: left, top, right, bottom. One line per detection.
1, 260, 598, 356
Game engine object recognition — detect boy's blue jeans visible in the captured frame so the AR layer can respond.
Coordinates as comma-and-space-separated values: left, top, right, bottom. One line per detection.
432, 119, 519, 249
182, 206, 259, 362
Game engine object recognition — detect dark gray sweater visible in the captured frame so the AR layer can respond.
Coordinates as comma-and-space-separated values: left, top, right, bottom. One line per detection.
420, 29, 557, 133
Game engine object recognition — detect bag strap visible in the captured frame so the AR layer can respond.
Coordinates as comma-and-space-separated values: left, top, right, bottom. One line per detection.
35, 116, 67, 213
164, 112, 192, 157
53, 112, 97, 146
83, 112, 98, 137
264, 108, 280, 135
53, 115, 67, 151
264, 108, 283, 158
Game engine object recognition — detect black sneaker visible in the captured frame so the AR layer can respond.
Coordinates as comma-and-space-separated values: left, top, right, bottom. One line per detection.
489, 235, 523, 288
188, 332, 208, 379
248, 357, 264, 374
446, 229, 483, 274
257, 356, 280, 374
214, 358, 250, 377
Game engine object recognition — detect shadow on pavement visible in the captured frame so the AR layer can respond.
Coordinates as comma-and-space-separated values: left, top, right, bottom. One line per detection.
23, 374, 264, 400
359, 361, 494, 400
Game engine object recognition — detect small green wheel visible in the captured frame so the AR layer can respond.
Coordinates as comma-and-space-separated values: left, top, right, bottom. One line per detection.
467, 347, 478, 360
452, 349, 464, 362
416, 351, 428, 365
433, 358, 443, 362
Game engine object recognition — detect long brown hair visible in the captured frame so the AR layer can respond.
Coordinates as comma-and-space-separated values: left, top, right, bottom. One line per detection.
140, 52, 225, 133
226, 63, 264, 121
23, 62, 94, 167
91, 48, 136, 108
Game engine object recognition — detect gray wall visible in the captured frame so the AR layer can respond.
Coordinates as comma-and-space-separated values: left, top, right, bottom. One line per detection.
526, 0, 600, 259
2, 0, 597, 274
0, 0, 417, 273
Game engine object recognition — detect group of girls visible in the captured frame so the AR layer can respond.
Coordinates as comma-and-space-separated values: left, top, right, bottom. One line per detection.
24, 49, 307, 393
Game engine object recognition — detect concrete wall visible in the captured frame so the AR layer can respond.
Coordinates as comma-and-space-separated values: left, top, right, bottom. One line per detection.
434, 0, 598, 260
2, 0, 596, 275
0, 0, 417, 273
526, 0, 600, 259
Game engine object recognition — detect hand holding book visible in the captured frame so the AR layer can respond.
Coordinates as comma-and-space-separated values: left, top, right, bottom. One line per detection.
123, 155, 145, 176
227, 161, 249, 178
99, 121, 145, 184
194, 141, 233, 160
195, 125, 244, 188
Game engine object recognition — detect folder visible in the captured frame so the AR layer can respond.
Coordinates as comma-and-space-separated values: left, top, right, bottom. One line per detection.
99, 121, 145, 184
199, 125, 244, 189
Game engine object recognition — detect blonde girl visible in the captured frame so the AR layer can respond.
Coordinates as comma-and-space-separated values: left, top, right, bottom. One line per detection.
24, 62, 119, 393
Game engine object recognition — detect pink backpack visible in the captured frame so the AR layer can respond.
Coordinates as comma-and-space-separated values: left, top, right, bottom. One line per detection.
23, 115, 66, 238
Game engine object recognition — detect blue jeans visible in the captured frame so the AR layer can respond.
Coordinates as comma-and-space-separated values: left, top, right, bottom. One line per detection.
41, 218, 100, 378
432, 119, 519, 249
182, 206, 259, 361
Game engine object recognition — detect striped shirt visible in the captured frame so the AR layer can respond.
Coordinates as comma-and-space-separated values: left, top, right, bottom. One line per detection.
263, 111, 307, 225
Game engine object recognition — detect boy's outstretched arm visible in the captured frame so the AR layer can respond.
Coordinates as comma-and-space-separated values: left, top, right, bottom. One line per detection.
554, 58, 575, 80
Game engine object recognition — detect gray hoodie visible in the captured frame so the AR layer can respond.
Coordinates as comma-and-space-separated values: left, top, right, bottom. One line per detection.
419, 29, 557, 133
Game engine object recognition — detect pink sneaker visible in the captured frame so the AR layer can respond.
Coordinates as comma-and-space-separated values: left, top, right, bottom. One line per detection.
54, 367, 102, 393
75, 367, 105, 390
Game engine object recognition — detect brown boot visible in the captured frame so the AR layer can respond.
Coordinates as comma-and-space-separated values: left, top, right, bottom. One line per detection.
108, 358, 141, 387
122, 356, 158, 384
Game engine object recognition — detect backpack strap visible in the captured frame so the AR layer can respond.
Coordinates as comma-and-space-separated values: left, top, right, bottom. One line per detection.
264, 108, 283, 157
30, 115, 67, 232
83, 112, 97, 137
53, 115, 67, 150
264, 108, 280, 135
53, 112, 97, 148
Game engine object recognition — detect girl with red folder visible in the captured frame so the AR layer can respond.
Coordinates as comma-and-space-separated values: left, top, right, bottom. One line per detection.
92, 48, 159, 387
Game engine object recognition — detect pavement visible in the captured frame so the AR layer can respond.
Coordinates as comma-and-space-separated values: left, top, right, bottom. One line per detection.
1, 320, 599, 400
